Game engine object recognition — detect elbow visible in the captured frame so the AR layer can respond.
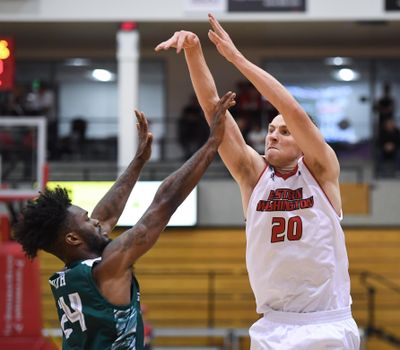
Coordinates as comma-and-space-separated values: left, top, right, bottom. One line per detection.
152, 191, 180, 219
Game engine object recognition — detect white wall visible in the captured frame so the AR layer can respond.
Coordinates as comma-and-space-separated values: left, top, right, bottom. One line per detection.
59, 82, 118, 138
1, 0, 399, 21
198, 179, 400, 227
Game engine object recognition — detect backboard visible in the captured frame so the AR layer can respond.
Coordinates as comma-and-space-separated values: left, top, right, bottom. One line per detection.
0, 117, 47, 201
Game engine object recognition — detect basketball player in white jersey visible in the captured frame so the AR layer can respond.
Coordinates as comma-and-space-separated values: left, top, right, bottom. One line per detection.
156, 14, 360, 349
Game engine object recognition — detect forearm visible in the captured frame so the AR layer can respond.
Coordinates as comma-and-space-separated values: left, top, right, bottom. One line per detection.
231, 53, 303, 118
184, 44, 220, 122
97, 139, 216, 272
185, 44, 260, 186
91, 156, 147, 228
117, 138, 219, 263
156, 137, 218, 217
231, 54, 337, 174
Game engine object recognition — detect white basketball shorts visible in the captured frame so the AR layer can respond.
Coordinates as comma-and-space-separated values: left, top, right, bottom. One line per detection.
249, 307, 360, 350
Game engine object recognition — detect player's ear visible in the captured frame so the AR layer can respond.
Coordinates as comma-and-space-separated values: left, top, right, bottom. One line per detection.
65, 231, 82, 246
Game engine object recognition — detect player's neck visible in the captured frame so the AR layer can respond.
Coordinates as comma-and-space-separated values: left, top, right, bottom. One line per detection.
273, 161, 299, 174
64, 250, 99, 267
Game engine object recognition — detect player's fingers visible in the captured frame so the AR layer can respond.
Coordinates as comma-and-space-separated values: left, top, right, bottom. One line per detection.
227, 98, 236, 109
134, 112, 142, 130
176, 32, 187, 53
147, 133, 153, 146
208, 30, 220, 46
187, 33, 197, 45
155, 32, 179, 51
134, 110, 148, 131
134, 109, 142, 121
154, 42, 165, 51
208, 13, 226, 37
222, 91, 234, 102
216, 92, 233, 112
155, 39, 173, 51
221, 92, 236, 112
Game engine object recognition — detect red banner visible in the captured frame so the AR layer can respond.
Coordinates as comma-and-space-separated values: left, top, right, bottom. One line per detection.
0, 242, 43, 337
0, 38, 15, 91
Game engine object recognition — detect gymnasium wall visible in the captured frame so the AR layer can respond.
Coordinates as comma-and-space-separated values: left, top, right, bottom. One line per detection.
198, 180, 400, 227
0, 0, 399, 21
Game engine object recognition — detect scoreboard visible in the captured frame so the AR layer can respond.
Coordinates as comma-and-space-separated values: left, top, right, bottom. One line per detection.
0, 38, 15, 91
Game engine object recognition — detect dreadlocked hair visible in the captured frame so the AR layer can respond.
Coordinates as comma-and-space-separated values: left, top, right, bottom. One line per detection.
13, 187, 72, 259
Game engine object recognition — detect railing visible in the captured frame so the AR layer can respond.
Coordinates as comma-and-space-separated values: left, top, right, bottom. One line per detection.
43, 327, 250, 350
1, 114, 375, 182
359, 271, 400, 347
134, 268, 256, 328
42, 269, 371, 349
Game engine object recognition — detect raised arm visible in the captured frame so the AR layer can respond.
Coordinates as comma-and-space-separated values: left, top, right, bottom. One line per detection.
90, 110, 152, 234
155, 31, 265, 211
94, 93, 235, 292
207, 14, 340, 189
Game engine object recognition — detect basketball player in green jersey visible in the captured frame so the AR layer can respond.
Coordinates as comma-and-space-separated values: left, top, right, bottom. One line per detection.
13, 92, 236, 350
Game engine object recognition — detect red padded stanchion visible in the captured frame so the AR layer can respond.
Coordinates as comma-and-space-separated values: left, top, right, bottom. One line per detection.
0, 242, 57, 349
0, 214, 10, 242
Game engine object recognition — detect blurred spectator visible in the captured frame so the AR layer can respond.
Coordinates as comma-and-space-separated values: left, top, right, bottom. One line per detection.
264, 98, 279, 125
0, 125, 35, 183
0, 85, 26, 116
70, 117, 88, 159
234, 81, 278, 140
374, 82, 395, 131
25, 80, 58, 158
178, 95, 208, 160
235, 81, 263, 130
247, 122, 265, 154
378, 118, 400, 177
236, 82, 262, 116
0, 128, 16, 181
235, 113, 250, 144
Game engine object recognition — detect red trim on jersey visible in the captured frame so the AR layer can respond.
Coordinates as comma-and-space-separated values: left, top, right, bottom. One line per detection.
254, 157, 269, 188
302, 157, 341, 217
274, 165, 299, 180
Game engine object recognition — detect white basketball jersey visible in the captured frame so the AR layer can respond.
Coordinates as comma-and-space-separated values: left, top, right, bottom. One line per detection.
246, 158, 352, 314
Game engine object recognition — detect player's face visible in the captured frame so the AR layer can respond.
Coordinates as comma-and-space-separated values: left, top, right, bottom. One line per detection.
265, 115, 302, 168
67, 205, 111, 255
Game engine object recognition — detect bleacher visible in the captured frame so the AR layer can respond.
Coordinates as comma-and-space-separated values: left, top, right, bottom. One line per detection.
38, 227, 400, 350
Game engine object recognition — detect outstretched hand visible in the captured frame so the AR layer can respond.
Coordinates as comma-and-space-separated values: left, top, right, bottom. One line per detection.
209, 91, 236, 145
134, 110, 153, 162
208, 13, 240, 63
155, 30, 199, 54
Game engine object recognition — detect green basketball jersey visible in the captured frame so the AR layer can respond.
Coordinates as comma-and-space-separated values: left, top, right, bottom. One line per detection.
49, 258, 144, 350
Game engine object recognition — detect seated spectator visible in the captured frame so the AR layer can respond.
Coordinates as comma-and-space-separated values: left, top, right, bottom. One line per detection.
378, 118, 400, 177
374, 82, 395, 131
178, 95, 208, 160
70, 117, 88, 158
247, 122, 265, 154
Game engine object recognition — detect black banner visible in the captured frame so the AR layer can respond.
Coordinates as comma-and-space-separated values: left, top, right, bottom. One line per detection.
229, 0, 306, 12
386, 0, 400, 11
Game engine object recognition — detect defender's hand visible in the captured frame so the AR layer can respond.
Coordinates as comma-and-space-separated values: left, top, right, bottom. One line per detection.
155, 30, 200, 54
134, 110, 153, 162
209, 91, 236, 145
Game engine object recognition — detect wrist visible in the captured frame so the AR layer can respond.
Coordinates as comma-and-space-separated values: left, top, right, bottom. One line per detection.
133, 155, 148, 166
207, 136, 221, 150
185, 42, 202, 56
230, 50, 245, 65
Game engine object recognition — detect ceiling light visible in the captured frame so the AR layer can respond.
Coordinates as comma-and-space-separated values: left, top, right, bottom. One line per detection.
324, 57, 353, 66
332, 68, 360, 82
91, 69, 115, 82
64, 58, 90, 66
